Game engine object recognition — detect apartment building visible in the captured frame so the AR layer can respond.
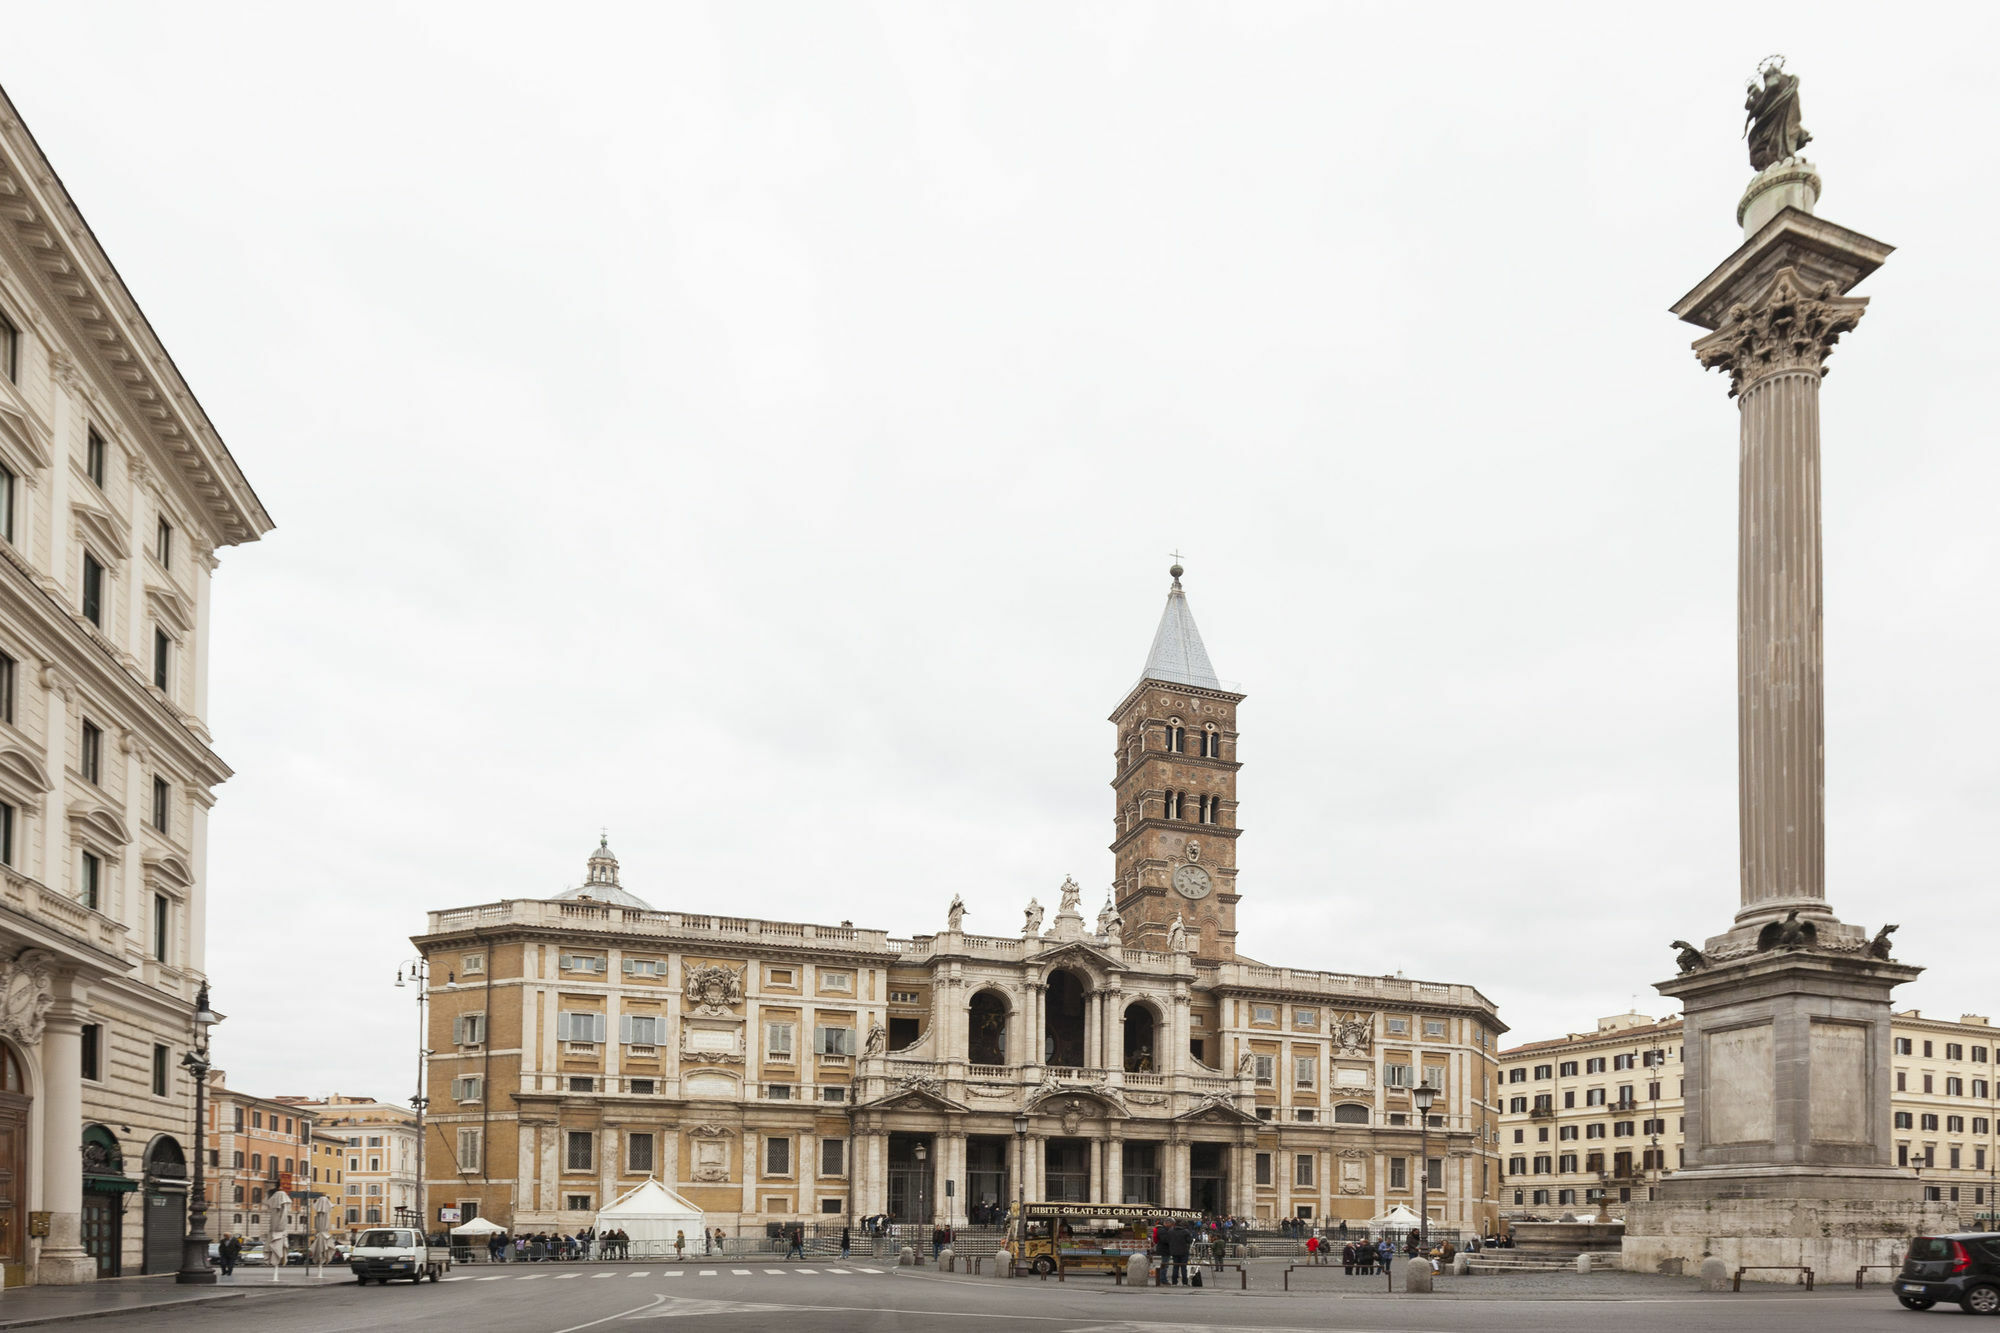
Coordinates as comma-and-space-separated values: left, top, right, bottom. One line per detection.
1498, 1009, 1999, 1226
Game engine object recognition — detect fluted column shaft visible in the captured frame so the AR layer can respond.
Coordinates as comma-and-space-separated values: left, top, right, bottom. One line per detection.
1736, 367, 1826, 920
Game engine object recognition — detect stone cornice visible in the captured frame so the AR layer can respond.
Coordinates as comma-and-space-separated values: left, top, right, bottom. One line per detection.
1108, 676, 1246, 723
1110, 752, 1243, 788
0, 88, 272, 547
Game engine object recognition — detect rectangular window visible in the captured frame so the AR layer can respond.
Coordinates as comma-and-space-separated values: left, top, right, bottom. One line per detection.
565, 1194, 592, 1212
150, 776, 170, 833
1924, 1041, 1934, 1057
820, 970, 852, 993
453, 1013, 487, 1046
568, 1076, 594, 1093
450, 1076, 483, 1102
1947, 1077, 1964, 1097
565, 1132, 593, 1171
766, 1022, 795, 1059
1895, 1037, 1913, 1055
630, 1079, 655, 1095
1425, 1020, 1446, 1037
813, 1025, 855, 1057
1387, 1018, 1408, 1035
153, 630, 171, 692
821, 1138, 845, 1176
0, 308, 15, 381
1295, 1153, 1314, 1187
557, 1011, 606, 1044
1389, 1157, 1408, 1190
559, 954, 606, 974
763, 1083, 792, 1100
461, 954, 486, 975
819, 1085, 845, 1102
1254, 1152, 1272, 1186
86, 428, 106, 487
1384, 1063, 1413, 1088
1252, 1005, 1275, 1025
1295, 1055, 1317, 1088
620, 958, 666, 977
152, 1043, 169, 1096
81, 1023, 101, 1080
1586, 1087, 1606, 1107
1293, 1007, 1318, 1030
765, 1137, 790, 1176
0, 462, 13, 545
1585, 1057, 1606, 1074
153, 893, 168, 962
81, 720, 102, 784
1252, 1054, 1274, 1086
1533, 1064, 1553, 1080
628, 1132, 654, 1173
80, 850, 100, 910
0, 801, 12, 868
767, 967, 795, 987
0, 650, 12, 726
156, 518, 173, 568
620, 1014, 660, 1046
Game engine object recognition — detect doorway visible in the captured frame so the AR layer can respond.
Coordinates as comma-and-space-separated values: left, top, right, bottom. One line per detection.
141, 1137, 189, 1275
0, 1045, 26, 1283
1190, 1143, 1228, 1216
886, 1133, 934, 1224
964, 1136, 1010, 1223
82, 1194, 122, 1278
1043, 1139, 1089, 1202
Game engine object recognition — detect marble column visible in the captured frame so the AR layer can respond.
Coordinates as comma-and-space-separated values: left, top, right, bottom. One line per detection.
1026, 1135, 1045, 1203
37, 1002, 94, 1283
1083, 994, 1099, 1070
1087, 1138, 1101, 1203
1168, 1139, 1190, 1208
1105, 1137, 1124, 1205
1689, 269, 1869, 926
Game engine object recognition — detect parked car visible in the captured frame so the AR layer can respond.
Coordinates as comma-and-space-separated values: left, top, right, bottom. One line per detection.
239, 1244, 270, 1267
1896, 1233, 2000, 1314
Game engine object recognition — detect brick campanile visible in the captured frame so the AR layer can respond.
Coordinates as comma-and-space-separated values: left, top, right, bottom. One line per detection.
1109, 564, 1245, 960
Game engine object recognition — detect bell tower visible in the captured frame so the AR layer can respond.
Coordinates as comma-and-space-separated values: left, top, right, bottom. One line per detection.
1110, 564, 1244, 960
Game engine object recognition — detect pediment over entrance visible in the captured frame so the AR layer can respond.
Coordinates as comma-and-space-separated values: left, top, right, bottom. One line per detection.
1033, 940, 1122, 985
859, 1070, 967, 1115
1171, 1093, 1260, 1127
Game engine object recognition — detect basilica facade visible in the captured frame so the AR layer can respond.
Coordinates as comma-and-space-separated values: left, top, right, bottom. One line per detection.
416, 570, 1504, 1235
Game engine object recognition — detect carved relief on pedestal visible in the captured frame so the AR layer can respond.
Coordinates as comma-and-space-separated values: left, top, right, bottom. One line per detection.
1692, 266, 1868, 397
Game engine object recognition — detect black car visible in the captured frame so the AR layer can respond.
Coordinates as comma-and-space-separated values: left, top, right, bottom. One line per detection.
1896, 1233, 2000, 1314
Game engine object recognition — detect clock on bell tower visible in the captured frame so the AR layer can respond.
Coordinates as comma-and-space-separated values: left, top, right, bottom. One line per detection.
1110, 563, 1244, 961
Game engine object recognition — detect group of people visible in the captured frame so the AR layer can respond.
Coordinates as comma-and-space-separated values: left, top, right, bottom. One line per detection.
486, 1228, 629, 1262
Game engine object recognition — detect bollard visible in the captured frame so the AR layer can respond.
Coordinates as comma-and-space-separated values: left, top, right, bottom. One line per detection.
1451, 1253, 1470, 1276
1575, 1254, 1592, 1275
994, 1248, 1012, 1277
1698, 1257, 1729, 1292
939, 1246, 954, 1273
898, 1246, 914, 1267
1401, 1258, 1433, 1294
1125, 1253, 1147, 1288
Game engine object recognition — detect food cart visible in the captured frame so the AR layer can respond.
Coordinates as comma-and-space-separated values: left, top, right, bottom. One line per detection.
1009, 1202, 1207, 1276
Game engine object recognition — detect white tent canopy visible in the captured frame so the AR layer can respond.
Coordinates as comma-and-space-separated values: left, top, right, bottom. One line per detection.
1368, 1203, 1424, 1229
451, 1216, 508, 1237
595, 1178, 704, 1257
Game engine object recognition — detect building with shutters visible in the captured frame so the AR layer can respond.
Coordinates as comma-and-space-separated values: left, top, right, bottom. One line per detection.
0, 86, 271, 1284
276, 1094, 417, 1236
1497, 1009, 2000, 1229
416, 567, 1505, 1238
203, 1073, 316, 1248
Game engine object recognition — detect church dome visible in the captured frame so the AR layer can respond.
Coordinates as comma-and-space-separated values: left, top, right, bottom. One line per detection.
550, 833, 655, 910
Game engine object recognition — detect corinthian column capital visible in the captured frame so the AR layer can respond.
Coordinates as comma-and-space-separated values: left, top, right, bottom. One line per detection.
1691, 266, 1869, 397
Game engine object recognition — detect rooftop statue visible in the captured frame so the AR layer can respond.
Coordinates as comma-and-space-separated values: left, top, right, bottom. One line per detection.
1744, 57, 1812, 171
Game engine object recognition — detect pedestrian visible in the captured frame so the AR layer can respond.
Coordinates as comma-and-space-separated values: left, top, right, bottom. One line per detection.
218, 1234, 240, 1277
674, 1229, 685, 1261
1340, 1240, 1354, 1275
1166, 1221, 1192, 1287
840, 1226, 851, 1260
1376, 1238, 1392, 1273
787, 1225, 805, 1260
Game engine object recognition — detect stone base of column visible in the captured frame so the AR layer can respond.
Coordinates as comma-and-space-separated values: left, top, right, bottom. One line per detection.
35, 1235, 96, 1287
1622, 1190, 1950, 1284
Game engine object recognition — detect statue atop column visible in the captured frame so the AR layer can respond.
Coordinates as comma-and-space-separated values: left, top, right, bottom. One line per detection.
1744, 57, 1811, 171
946, 894, 966, 932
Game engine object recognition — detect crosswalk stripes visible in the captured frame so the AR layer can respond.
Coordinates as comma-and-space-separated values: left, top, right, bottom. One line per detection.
449, 1265, 892, 1282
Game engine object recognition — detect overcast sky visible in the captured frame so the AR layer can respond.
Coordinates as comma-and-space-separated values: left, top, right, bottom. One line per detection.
3, 3, 1994, 1103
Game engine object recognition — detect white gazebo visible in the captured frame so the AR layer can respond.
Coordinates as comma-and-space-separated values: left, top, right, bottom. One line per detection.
1368, 1203, 1424, 1231
451, 1216, 508, 1237
594, 1178, 705, 1258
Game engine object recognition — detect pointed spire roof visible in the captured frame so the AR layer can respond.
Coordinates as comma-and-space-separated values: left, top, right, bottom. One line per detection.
1142, 563, 1221, 689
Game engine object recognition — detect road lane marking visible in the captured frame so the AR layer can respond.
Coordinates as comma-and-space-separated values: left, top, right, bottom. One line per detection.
793, 1267, 816, 1273
556, 1273, 578, 1279
763, 1268, 786, 1274
696, 1269, 715, 1276
517, 1274, 545, 1280
825, 1268, 850, 1274
856, 1267, 883, 1273
594, 1272, 614, 1278
731, 1268, 751, 1275
549, 1291, 669, 1333
478, 1274, 508, 1281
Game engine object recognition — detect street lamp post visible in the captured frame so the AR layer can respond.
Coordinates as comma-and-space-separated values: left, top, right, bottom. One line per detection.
1012, 1113, 1028, 1245
396, 959, 431, 1234
1412, 1082, 1437, 1243
176, 983, 222, 1284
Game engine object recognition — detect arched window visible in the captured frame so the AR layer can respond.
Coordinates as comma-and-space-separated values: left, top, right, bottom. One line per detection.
1123, 1003, 1159, 1073
0, 1043, 22, 1094
1333, 1103, 1370, 1125
968, 990, 1009, 1066
1044, 970, 1087, 1068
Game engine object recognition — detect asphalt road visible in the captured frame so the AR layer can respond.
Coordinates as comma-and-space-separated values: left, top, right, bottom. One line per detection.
104, 1261, 1931, 1333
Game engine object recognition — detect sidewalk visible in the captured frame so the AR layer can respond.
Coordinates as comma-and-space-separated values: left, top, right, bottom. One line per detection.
0, 1268, 346, 1329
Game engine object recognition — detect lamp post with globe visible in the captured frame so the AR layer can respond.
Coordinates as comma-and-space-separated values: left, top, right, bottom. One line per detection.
176, 983, 222, 1284
1412, 1081, 1438, 1243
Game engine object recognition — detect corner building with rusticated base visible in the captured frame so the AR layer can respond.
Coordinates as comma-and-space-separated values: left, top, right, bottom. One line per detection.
415, 570, 1504, 1239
